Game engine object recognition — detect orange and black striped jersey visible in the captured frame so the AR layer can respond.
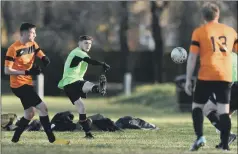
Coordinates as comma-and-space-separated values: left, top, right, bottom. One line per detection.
189, 22, 238, 82
5, 41, 45, 88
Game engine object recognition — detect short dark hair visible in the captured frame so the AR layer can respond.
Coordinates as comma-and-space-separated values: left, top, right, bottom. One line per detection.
201, 2, 220, 22
20, 22, 36, 32
79, 35, 93, 42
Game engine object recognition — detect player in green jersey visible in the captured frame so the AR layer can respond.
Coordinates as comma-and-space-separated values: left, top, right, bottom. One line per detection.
58, 35, 110, 139
203, 52, 237, 149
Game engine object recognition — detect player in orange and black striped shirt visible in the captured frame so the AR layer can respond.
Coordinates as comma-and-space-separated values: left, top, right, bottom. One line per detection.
4, 22, 69, 145
185, 3, 238, 151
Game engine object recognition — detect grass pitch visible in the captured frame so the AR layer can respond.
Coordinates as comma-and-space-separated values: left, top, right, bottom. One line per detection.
1, 84, 237, 154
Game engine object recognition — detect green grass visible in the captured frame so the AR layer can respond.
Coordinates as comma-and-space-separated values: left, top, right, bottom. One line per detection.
110, 83, 177, 108
1, 84, 237, 154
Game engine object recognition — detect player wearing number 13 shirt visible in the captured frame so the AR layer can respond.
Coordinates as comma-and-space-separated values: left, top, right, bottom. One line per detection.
184, 2, 238, 152
190, 20, 237, 82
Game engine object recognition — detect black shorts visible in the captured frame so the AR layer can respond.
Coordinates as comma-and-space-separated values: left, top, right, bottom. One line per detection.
193, 80, 232, 104
210, 82, 238, 111
64, 80, 87, 104
11, 84, 42, 110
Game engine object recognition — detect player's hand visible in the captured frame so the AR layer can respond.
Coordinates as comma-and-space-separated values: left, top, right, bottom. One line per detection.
103, 63, 110, 72
185, 80, 193, 96
25, 64, 42, 75
41, 56, 50, 67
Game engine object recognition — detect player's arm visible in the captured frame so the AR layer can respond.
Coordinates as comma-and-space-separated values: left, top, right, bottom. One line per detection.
83, 57, 110, 71
34, 42, 50, 67
83, 57, 105, 66
5, 65, 41, 76
186, 53, 198, 81
186, 29, 199, 81
4, 67, 25, 75
70, 56, 110, 71
4, 47, 25, 75
5, 47, 41, 75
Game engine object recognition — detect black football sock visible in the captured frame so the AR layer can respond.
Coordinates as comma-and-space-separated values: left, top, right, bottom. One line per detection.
219, 114, 231, 149
192, 108, 204, 140
92, 85, 99, 93
40, 116, 56, 143
79, 114, 91, 133
206, 111, 221, 131
11, 117, 30, 143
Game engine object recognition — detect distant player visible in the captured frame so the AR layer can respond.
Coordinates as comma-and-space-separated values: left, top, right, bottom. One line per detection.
185, 2, 238, 151
58, 35, 110, 139
204, 52, 238, 149
4, 22, 69, 144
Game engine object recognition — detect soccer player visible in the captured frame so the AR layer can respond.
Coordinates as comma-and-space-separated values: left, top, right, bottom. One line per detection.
4, 22, 69, 144
58, 35, 110, 139
185, 2, 238, 151
204, 84, 237, 148
203, 52, 238, 149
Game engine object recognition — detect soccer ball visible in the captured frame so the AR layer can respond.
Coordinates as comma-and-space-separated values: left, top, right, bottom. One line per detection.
171, 47, 188, 64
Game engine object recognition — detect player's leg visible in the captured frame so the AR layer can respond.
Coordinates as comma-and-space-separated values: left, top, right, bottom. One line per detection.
214, 81, 232, 150
190, 80, 211, 151
64, 81, 94, 138
11, 85, 36, 143
35, 102, 56, 142
11, 107, 35, 142
35, 102, 70, 144
23, 85, 55, 143
80, 79, 107, 136
22, 86, 69, 144
82, 81, 98, 94
74, 98, 93, 138
203, 95, 221, 131
226, 84, 237, 146
229, 82, 238, 116
82, 75, 107, 96
216, 82, 238, 148
204, 92, 237, 149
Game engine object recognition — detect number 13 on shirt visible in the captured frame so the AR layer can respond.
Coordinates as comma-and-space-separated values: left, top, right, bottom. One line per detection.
210, 35, 228, 52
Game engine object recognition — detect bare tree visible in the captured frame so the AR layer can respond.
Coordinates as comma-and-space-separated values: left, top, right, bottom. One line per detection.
43, 1, 53, 26
150, 1, 169, 83
2, 2, 14, 34
119, 1, 130, 73
177, 2, 199, 74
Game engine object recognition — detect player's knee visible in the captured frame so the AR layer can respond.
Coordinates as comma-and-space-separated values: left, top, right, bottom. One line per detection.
203, 101, 217, 116
217, 103, 229, 115
24, 108, 35, 120
203, 107, 210, 116
192, 102, 204, 110
35, 102, 48, 116
24, 112, 35, 120
203, 108, 214, 117
74, 99, 85, 114
82, 81, 95, 93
